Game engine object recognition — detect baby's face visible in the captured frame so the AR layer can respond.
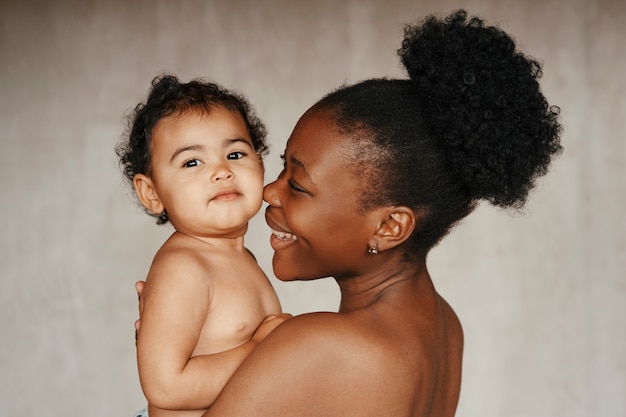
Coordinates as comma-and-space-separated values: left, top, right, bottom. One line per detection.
148, 108, 264, 238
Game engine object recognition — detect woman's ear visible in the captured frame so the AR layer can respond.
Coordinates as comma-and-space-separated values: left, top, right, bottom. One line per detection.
133, 174, 164, 215
371, 207, 416, 252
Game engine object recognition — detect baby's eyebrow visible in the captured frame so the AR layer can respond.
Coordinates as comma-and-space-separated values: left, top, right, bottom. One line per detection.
169, 138, 253, 162
170, 144, 202, 162
225, 137, 254, 148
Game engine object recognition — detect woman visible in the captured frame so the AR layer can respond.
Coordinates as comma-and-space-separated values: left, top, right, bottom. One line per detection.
137, 10, 562, 416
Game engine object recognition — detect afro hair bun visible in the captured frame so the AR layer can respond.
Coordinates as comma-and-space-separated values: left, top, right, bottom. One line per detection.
398, 10, 562, 208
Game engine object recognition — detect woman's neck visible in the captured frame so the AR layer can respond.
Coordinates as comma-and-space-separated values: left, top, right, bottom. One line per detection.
336, 258, 431, 313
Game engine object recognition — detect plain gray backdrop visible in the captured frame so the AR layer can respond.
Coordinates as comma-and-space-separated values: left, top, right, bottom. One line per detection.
1, 0, 624, 416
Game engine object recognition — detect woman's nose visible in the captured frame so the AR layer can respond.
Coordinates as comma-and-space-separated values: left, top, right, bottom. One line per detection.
263, 179, 281, 206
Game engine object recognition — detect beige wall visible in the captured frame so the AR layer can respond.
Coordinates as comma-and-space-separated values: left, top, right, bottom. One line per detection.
1, 0, 624, 416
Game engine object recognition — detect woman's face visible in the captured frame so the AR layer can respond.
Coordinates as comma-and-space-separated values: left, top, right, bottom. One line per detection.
263, 107, 378, 281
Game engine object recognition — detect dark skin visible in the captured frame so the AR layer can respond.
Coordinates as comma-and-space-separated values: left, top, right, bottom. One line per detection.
137, 106, 463, 416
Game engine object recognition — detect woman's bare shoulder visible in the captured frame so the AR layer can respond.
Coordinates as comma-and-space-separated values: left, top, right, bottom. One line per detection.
205, 311, 426, 417
265, 311, 385, 350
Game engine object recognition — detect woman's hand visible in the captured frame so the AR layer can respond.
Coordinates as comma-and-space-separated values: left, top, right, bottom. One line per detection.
134, 280, 145, 339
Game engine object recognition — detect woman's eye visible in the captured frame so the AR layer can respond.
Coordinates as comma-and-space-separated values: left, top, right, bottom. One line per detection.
183, 159, 202, 168
227, 151, 246, 160
287, 178, 308, 194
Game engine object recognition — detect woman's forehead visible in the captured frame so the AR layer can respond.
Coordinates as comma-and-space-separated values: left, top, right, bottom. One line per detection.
286, 111, 365, 186
286, 108, 342, 158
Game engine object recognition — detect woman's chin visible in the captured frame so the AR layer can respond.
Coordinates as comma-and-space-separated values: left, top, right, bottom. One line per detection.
272, 257, 312, 282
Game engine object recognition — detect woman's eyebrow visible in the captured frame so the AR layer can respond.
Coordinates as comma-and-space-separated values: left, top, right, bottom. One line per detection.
289, 155, 315, 184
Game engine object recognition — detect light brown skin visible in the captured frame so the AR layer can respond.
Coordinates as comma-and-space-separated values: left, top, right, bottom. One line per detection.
133, 109, 283, 417
138, 106, 464, 416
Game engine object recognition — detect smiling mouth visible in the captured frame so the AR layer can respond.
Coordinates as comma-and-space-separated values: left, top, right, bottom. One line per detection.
271, 229, 298, 242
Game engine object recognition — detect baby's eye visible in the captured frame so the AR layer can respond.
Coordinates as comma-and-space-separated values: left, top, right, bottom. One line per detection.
227, 151, 246, 160
183, 159, 202, 168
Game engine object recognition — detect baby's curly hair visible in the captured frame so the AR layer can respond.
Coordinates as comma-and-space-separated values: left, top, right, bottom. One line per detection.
315, 10, 562, 257
116, 74, 268, 224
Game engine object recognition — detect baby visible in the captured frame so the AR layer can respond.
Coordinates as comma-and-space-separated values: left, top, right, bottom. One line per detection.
116, 74, 283, 417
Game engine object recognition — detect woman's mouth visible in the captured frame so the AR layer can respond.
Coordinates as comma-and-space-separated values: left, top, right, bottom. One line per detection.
270, 229, 298, 242
269, 228, 298, 251
265, 210, 298, 249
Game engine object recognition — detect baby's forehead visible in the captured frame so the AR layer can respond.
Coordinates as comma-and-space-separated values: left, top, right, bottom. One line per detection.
156, 106, 247, 129
152, 109, 252, 149
166, 105, 243, 123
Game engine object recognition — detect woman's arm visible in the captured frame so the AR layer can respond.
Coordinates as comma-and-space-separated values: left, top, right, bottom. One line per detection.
201, 313, 375, 417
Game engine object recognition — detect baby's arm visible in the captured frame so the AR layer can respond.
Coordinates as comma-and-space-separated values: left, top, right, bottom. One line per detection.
137, 250, 253, 411
175, 312, 290, 406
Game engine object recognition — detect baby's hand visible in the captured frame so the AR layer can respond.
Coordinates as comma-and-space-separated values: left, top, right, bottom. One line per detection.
251, 313, 292, 344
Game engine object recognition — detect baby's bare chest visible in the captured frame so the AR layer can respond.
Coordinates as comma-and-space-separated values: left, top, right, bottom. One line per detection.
192, 265, 279, 355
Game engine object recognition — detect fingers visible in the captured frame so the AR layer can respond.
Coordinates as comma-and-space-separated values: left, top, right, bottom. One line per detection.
251, 313, 292, 343
261, 313, 293, 323
135, 281, 145, 298
274, 313, 293, 322
134, 281, 145, 345
135, 280, 145, 317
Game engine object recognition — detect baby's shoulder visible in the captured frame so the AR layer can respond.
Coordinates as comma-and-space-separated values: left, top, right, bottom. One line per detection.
152, 240, 207, 267
147, 238, 222, 286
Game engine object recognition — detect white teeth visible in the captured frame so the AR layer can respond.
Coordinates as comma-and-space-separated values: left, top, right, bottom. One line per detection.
271, 229, 297, 241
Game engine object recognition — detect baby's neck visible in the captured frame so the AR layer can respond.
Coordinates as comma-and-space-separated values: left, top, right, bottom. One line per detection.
172, 229, 246, 251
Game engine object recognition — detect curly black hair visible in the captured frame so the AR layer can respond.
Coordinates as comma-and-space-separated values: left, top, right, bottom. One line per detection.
315, 10, 562, 257
116, 74, 268, 225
